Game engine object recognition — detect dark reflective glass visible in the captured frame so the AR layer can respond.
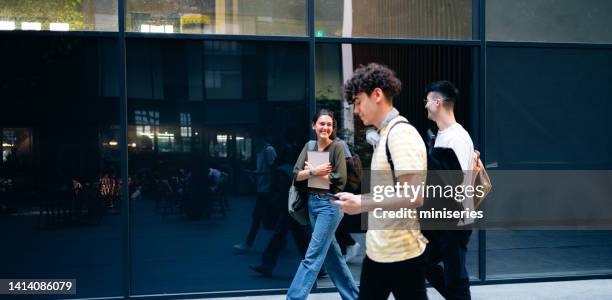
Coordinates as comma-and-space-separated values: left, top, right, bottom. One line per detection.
487, 230, 612, 278
0, 36, 122, 298
126, 39, 309, 294
484, 46, 612, 278
485, 47, 612, 169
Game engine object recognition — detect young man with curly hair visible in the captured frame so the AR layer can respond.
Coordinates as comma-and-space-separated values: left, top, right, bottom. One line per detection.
333, 63, 429, 299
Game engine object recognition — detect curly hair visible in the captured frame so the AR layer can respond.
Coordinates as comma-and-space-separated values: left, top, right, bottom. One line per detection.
343, 63, 402, 104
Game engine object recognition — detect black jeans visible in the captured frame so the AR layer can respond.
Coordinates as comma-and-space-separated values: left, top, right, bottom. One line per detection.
261, 212, 309, 269
424, 230, 472, 300
335, 218, 356, 255
246, 193, 269, 246
358, 254, 428, 300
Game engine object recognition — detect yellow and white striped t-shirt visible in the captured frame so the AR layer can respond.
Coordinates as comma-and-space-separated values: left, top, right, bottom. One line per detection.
366, 116, 428, 263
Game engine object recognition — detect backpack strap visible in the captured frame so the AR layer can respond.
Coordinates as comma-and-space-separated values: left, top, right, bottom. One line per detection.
385, 120, 410, 183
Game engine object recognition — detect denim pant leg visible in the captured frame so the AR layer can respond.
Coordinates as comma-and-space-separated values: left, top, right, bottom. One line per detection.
323, 232, 359, 300
287, 194, 355, 300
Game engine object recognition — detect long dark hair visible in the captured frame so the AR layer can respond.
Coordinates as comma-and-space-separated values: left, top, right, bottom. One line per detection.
311, 109, 337, 139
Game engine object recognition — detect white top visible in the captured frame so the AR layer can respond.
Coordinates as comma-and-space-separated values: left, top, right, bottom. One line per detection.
434, 123, 475, 225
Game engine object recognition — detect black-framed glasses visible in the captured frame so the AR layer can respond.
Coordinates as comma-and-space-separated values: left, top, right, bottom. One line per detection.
423, 98, 446, 104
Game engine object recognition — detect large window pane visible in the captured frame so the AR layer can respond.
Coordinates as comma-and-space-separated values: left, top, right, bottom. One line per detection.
0, 36, 122, 298
486, 0, 612, 43
126, 0, 306, 36
315, 0, 472, 40
127, 39, 309, 294
485, 47, 612, 169
0, 0, 118, 32
484, 47, 612, 277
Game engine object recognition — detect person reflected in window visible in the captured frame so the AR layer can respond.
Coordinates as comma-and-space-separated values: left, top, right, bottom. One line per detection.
233, 135, 277, 253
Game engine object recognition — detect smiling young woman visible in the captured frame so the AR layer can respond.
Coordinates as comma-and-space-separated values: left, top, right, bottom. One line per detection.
287, 109, 359, 300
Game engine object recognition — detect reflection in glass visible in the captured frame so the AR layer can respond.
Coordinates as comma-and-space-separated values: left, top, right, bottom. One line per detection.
210, 134, 229, 158
127, 39, 309, 295
487, 230, 612, 278
0, 36, 122, 298
0, 0, 118, 32
235, 136, 252, 161
126, 0, 306, 36
315, 0, 472, 39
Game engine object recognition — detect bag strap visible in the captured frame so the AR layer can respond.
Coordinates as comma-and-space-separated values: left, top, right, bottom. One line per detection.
385, 120, 410, 183
308, 140, 317, 151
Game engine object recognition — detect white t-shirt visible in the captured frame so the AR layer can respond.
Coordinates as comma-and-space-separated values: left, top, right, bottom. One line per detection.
434, 123, 475, 225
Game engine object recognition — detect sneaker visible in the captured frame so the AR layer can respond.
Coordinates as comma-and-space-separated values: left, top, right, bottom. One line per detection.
233, 243, 251, 254
249, 264, 273, 277
345, 242, 361, 263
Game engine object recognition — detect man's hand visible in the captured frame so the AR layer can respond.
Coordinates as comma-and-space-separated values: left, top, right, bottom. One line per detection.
331, 192, 362, 215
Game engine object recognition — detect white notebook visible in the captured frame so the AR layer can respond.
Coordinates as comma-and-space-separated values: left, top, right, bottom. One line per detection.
307, 151, 330, 190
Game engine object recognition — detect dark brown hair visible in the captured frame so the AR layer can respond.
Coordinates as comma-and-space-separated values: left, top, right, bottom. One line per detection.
343, 63, 402, 104
311, 109, 337, 139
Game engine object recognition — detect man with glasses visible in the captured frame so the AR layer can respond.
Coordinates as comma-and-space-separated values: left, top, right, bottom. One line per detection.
424, 80, 474, 300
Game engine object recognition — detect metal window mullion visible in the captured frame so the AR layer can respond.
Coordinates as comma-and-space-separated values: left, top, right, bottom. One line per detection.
308, 0, 315, 140
117, 0, 131, 298
478, 0, 487, 283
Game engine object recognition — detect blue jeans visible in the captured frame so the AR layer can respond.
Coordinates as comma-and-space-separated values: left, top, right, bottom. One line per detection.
287, 193, 359, 300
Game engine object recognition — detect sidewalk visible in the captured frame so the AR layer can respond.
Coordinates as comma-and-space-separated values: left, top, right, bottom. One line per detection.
205, 279, 612, 300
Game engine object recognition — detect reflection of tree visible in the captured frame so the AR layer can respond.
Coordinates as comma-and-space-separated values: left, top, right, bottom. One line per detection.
0, 0, 84, 29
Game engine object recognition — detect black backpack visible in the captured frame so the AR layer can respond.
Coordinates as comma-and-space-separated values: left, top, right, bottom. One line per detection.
386, 121, 465, 228
345, 153, 363, 194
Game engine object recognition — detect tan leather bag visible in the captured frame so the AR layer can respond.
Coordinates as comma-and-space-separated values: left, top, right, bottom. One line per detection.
472, 150, 492, 209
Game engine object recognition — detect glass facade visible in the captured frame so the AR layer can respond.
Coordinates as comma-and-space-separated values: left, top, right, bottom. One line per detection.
1, 0, 612, 298
484, 45, 612, 278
